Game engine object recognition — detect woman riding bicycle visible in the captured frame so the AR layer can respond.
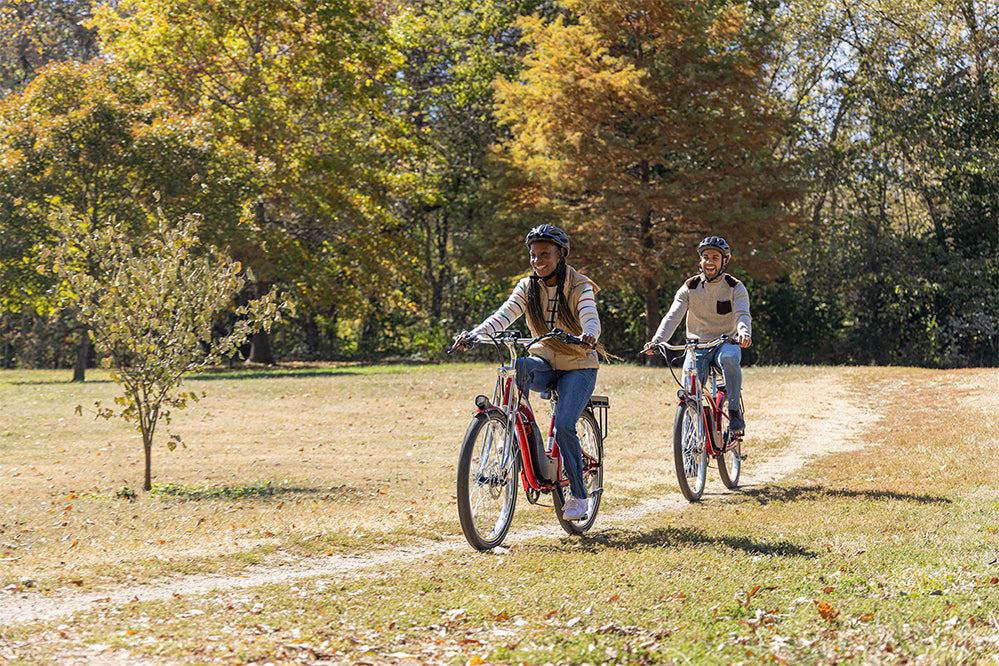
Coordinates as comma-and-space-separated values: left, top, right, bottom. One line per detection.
456, 224, 602, 522
642, 236, 752, 433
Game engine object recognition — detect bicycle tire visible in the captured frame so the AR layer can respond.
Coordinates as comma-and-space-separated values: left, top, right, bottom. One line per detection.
714, 393, 739, 489
553, 409, 604, 535
456, 411, 520, 551
673, 400, 708, 501
717, 437, 742, 489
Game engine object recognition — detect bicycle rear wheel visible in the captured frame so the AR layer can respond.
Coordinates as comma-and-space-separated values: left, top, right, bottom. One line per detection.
554, 409, 603, 535
715, 395, 741, 489
673, 400, 708, 501
456, 411, 520, 551
717, 436, 742, 489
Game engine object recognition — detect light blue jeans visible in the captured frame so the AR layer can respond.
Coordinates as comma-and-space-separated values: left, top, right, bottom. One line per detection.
515, 356, 597, 500
687, 342, 743, 412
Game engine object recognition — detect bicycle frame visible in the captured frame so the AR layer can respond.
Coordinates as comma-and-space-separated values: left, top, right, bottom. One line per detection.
659, 337, 736, 457
472, 331, 565, 493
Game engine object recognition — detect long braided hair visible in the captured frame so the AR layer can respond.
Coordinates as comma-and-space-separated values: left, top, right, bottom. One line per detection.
525, 259, 586, 360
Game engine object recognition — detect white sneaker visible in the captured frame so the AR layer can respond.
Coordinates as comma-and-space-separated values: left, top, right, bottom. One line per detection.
562, 496, 587, 521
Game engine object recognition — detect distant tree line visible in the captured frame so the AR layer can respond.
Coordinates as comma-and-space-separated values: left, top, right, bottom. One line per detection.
1, 0, 995, 371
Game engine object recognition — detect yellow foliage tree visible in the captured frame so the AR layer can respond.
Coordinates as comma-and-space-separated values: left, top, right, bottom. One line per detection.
494, 0, 799, 342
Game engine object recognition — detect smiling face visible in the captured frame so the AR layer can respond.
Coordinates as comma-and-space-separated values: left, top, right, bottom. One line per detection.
699, 247, 725, 281
529, 240, 563, 281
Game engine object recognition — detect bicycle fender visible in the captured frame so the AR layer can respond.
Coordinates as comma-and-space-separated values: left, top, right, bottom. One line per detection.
473, 404, 504, 418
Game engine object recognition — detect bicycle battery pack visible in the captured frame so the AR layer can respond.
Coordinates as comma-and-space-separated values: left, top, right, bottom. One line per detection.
528, 421, 558, 483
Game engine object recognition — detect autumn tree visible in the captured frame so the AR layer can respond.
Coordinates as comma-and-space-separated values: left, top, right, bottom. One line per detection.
0, 59, 261, 376
46, 212, 286, 491
93, 0, 418, 361
494, 0, 797, 347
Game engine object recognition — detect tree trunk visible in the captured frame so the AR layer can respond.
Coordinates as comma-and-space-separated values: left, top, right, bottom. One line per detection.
247, 281, 276, 364
248, 329, 275, 365
643, 276, 662, 367
72, 329, 90, 382
143, 440, 153, 492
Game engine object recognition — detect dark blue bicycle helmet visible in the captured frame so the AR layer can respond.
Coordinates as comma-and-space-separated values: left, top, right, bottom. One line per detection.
525, 224, 570, 256
697, 236, 731, 260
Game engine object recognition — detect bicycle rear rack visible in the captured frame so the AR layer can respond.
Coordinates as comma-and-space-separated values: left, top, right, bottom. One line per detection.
588, 395, 609, 440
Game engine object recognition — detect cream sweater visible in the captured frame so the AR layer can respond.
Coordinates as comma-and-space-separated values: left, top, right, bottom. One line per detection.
651, 273, 752, 344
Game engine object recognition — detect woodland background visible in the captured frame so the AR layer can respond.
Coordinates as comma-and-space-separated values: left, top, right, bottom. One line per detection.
1, 0, 996, 373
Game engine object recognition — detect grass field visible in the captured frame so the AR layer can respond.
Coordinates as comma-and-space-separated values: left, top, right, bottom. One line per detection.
1, 362, 997, 664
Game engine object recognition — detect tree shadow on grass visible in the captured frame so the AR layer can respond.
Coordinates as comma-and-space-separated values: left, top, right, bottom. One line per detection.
6, 366, 362, 385
189, 367, 362, 381
8, 377, 116, 385
736, 483, 951, 506
149, 481, 364, 502
533, 525, 819, 559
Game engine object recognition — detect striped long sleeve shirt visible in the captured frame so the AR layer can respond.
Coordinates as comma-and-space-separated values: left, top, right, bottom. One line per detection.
470, 267, 601, 370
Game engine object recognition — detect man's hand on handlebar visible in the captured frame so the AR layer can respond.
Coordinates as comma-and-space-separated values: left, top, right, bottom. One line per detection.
641, 341, 657, 355
451, 331, 474, 352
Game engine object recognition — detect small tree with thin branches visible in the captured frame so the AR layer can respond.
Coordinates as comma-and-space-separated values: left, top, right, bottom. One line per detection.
47, 211, 287, 491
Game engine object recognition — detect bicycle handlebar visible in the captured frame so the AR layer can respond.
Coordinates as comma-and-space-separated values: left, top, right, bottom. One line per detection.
448, 328, 590, 354
658, 335, 733, 353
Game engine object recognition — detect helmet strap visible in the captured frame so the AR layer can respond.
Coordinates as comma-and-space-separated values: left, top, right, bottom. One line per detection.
702, 258, 725, 282
532, 256, 565, 283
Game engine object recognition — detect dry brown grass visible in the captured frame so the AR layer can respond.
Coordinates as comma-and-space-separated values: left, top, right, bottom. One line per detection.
2, 362, 993, 596
3, 363, 999, 664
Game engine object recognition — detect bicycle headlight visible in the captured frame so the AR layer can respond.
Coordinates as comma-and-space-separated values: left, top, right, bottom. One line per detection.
475, 395, 492, 410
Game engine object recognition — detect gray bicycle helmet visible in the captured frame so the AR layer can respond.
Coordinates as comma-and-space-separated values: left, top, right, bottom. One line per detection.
525, 224, 570, 256
697, 236, 731, 260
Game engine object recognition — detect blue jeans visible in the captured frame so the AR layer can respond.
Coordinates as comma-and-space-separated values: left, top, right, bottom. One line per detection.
515, 356, 597, 500
687, 342, 743, 412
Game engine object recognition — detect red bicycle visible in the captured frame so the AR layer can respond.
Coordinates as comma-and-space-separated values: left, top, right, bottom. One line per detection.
656, 336, 744, 501
450, 329, 608, 551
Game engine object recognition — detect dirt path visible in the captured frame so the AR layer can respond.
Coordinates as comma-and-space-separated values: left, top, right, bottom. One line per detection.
0, 374, 879, 629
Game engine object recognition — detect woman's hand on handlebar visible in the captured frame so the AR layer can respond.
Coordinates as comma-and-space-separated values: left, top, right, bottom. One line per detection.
641, 341, 657, 355
580, 333, 596, 349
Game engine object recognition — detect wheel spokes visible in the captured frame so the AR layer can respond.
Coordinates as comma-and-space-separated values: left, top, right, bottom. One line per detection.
468, 420, 516, 539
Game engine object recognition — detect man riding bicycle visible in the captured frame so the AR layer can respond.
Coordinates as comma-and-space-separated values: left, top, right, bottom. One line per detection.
642, 236, 752, 433
455, 224, 602, 522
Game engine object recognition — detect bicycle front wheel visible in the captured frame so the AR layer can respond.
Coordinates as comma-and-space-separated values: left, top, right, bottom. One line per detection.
673, 401, 708, 501
554, 409, 603, 535
456, 411, 520, 551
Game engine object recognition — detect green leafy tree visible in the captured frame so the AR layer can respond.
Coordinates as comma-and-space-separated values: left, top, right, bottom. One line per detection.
389, 0, 551, 352
45, 212, 287, 491
493, 0, 797, 348
0, 59, 261, 376
771, 0, 999, 366
0, 0, 99, 92
93, 0, 418, 361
